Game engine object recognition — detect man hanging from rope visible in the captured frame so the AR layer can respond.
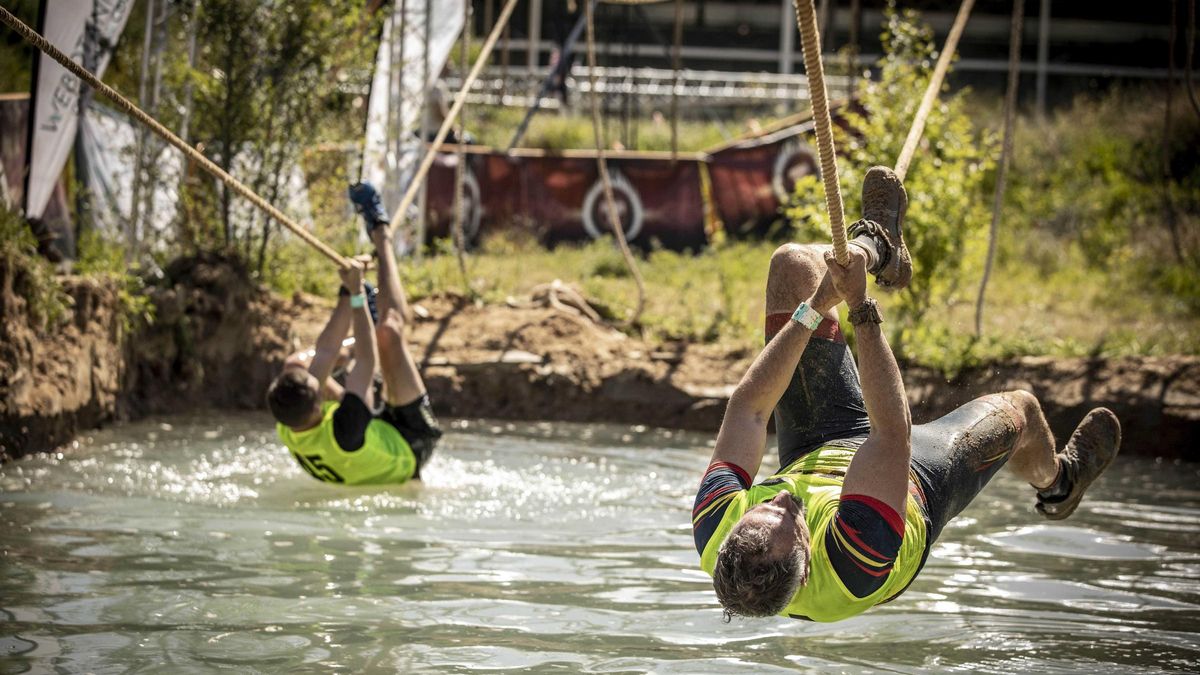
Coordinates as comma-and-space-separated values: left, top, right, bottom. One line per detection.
692, 166, 1121, 622
266, 183, 442, 485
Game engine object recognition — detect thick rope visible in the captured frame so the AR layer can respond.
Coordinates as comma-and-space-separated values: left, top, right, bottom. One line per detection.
974, 0, 1023, 337
669, 0, 683, 162
0, 5, 352, 269
453, 0, 471, 292
586, 0, 646, 326
792, 0, 848, 265
893, 0, 975, 183
388, 0, 520, 226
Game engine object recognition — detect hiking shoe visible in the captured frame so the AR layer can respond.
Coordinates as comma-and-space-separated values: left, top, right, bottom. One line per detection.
848, 166, 910, 290
348, 181, 391, 234
1036, 407, 1121, 520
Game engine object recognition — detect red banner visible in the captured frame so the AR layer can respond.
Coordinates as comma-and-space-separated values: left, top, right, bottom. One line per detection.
424, 150, 709, 251
707, 126, 820, 237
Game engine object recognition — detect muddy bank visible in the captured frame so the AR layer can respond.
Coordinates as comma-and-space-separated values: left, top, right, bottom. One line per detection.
0, 270, 124, 460
3, 263, 1197, 460
0, 253, 291, 461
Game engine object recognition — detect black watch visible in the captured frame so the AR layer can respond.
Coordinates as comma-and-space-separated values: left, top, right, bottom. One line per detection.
848, 297, 883, 325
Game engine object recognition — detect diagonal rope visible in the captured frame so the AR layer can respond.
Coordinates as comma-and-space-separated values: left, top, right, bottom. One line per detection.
792, 0, 848, 264
975, 0, 1023, 337
893, 0, 976, 183
387, 0, 520, 227
586, 0, 646, 326
0, 5, 352, 268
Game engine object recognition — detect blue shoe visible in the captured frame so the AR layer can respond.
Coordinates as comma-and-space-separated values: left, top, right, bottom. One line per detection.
348, 181, 391, 234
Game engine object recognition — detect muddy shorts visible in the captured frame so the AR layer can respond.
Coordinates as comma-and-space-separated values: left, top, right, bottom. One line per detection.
767, 314, 872, 468
767, 313, 1022, 546
378, 393, 443, 477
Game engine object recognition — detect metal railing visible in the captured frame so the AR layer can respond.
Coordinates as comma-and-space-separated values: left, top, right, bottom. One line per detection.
444, 64, 852, 109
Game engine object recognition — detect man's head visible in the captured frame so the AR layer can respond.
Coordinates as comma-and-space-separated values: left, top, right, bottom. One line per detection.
266, 368, 322, 429
712, 489, 812, 621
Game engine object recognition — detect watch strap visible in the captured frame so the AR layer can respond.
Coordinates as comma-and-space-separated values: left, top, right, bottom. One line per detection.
848, 297, 883, 325
790, 302, 823, 331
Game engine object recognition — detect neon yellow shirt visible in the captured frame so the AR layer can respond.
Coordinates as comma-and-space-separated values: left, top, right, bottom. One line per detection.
276, 401, 416, 485
698, 445, 927, 622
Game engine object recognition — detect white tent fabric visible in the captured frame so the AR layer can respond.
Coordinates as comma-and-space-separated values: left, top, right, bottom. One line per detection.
78, 102, 180, 242
79, 102, 312, 250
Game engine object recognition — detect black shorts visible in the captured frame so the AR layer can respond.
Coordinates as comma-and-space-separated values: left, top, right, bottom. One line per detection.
768, 314, 1021, 548
768, 314, 871, 468
378, 394, 443, 477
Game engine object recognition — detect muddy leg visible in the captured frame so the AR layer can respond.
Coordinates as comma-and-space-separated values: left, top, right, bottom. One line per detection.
991, 389, 1059, 488
375, 309, 426, 406
765, 243, 840, 322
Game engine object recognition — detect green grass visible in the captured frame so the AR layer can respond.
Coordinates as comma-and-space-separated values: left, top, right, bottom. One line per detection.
268, 232, 1200, 370
467, 105, 757, 153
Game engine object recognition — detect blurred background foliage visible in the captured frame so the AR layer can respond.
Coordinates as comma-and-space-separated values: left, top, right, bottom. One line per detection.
0, 3, 1195, 370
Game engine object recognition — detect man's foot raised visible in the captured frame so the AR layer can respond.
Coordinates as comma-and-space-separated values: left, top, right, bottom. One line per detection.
849, 166, 910, 290
1036, 407, 1121, 520
348, 181, 391, 236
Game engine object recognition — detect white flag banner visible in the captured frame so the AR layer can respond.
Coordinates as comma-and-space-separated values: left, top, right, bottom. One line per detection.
361, 0, 465, 212
26, 0, 134, 220
78, 101, 180, 240
80, 101, 312, 250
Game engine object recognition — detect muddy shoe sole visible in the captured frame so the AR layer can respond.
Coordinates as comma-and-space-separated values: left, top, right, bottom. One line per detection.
1037, 407, 1121, 520
855, 166, 910, 290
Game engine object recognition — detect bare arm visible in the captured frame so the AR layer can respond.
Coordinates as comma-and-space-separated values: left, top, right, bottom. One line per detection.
308, 295, 352, 390
339, 264, 378, 406
825, 252, 912, 516
709, 276, 841, 476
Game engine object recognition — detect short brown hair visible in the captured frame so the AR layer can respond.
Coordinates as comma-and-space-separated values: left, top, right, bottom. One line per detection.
266, 369, 320, 427
711, 514, 811, 621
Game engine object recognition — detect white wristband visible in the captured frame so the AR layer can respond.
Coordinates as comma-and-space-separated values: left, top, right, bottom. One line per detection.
791, 302, 823, 331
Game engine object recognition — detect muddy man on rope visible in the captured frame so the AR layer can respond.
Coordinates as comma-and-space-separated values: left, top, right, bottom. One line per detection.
691, 0, 1122, 623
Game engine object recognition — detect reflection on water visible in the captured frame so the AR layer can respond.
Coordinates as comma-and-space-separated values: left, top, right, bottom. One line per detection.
1, 412, 1197, 673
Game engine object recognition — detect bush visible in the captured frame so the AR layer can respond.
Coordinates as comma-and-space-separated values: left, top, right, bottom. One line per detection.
786, 7, 995, 353
0, 206, 68, 331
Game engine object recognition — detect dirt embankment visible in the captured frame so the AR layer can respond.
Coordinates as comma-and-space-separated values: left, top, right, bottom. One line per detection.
2, 256, 1197, 461
372, 296, 1198, 460
0, 253, 292, 460
0, 269, 124, 460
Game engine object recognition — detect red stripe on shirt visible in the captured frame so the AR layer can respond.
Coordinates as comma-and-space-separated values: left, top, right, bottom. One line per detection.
834, 514, 891, 561
705, 461, 751, 486
692, 483, 742, 518
841, 494, 905, 535
844, 552, 893, 577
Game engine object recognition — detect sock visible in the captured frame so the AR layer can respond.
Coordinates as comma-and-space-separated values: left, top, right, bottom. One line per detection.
849, 235, 881, 272
1036, 463, 1072, 500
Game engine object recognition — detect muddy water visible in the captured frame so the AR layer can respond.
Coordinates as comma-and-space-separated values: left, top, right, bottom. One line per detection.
1, 413, 1197, 674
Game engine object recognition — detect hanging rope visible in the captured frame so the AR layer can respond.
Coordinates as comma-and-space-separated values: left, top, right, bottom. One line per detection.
893, 0, 975, 183
452, 0, 472, 293
388, 0, 519, 226
586, 0, 646, 326
974, 0, 1023, 337
792, 0, 848, 264
669, 0, 683, 162
0, 5, 352, 268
